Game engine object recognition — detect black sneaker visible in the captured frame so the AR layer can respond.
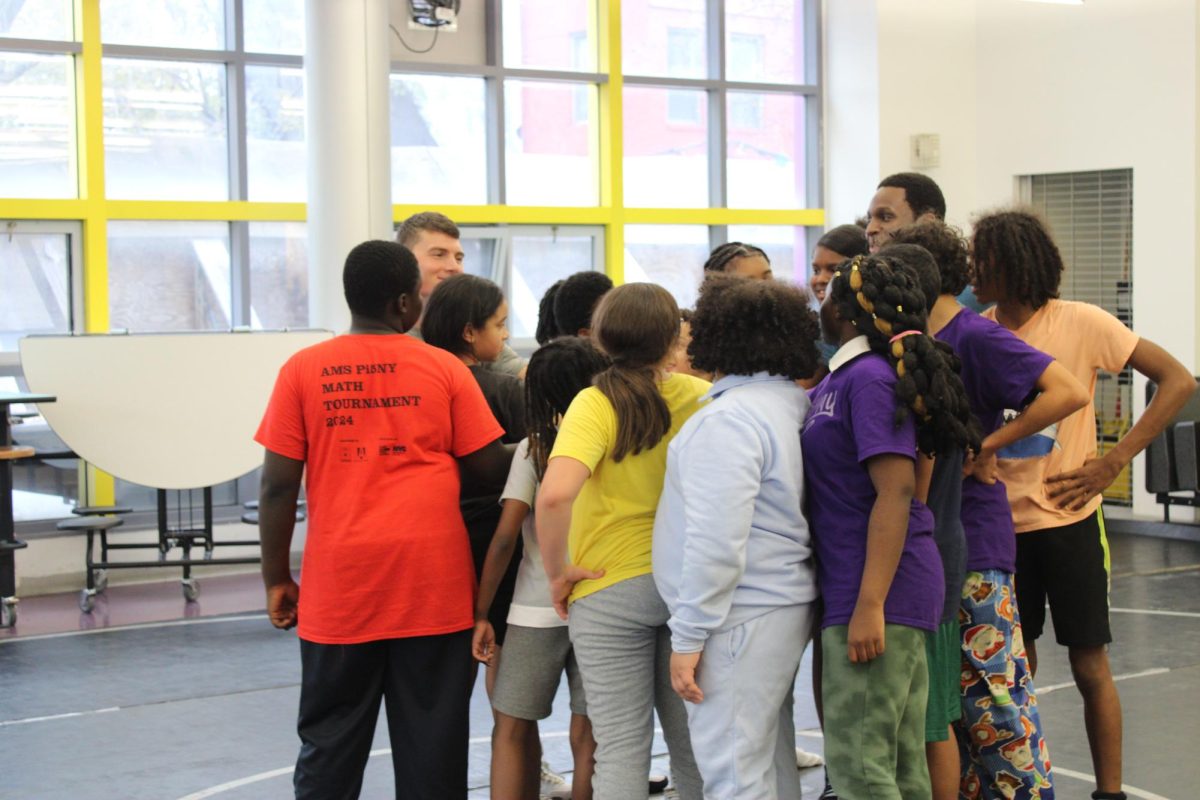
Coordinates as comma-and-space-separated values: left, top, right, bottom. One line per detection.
649, 773, 669, 794
818, 780, 838, 800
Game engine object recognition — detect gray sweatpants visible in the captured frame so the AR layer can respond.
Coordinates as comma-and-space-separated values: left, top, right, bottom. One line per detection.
568, 574, 704, 800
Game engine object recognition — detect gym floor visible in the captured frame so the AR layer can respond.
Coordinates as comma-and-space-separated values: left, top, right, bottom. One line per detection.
1, 531, 1197, 799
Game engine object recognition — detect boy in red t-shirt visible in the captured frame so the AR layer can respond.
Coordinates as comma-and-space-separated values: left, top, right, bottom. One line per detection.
255, 240, 510, 799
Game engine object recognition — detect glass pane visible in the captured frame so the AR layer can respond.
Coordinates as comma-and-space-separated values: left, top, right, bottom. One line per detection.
460, 237, 499, 281
623, 86, 708, 208
502, 0, 596, 72
505, 79, 598, 206
0, 232, 71, 351
624, 224, 709, 309
244, 0, 305, 54
103, 59, 229, 201
113, 480, 238, 515
510, 234, 597, 339
727, 92, 806, 209
0, 52, 75, 198
726, 0, 805, 84
622, 0, 706, 79
0, 0, 71, 40
108, 221, 231, 332
246, 65, 305, 202
727, 225, 809, 287
390, 74, 487, 205
249, 222, 307, 329
100, 0, 225, 49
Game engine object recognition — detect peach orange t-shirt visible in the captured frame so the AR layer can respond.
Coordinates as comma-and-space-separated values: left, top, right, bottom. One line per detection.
255, 334, 504, 644
983, 299, 1138, 533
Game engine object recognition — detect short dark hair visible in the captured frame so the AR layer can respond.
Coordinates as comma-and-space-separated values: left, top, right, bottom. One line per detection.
688, 274, 820, 381
421, 274, 505, 357
703, 242, 769, 273
877, 243, 940, 314
878, 172, 947, 221
971, 209, 1064, 310
816, 224, 869, 260
886, 221, 972, 296
395, 211, 460, 248
342, 240, 420, 318
535, 280, 565, 345
553, 271, 613, 336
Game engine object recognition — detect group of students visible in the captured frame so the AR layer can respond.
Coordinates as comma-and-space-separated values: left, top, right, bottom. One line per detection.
254, 186, 1195, 800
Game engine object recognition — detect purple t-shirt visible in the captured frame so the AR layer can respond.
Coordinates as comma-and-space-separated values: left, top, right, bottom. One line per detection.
935, 309, 1053, 572
802, 351, 943, 632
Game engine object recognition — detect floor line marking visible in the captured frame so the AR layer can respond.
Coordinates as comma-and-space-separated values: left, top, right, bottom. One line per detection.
1038, 667, 1170, 695
1111, 606, 1200, 619
1053, 766, 1172, 800
0, 613, 267, 645
0, 706, 119, 727
1112, 563, 1200, 579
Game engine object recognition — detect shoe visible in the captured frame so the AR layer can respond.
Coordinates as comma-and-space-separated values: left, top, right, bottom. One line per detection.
540, 761, 572, 800
649, 773, 669, 794
818, 780, 839, 800
795, 746, 824, 769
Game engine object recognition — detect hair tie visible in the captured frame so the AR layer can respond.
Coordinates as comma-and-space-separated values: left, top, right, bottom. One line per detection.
888, 330, 922, 344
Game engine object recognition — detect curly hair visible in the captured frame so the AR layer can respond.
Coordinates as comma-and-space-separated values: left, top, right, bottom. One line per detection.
829, 255, 981, 456
876, 244, 941, 314
703, 242, 769, 273
524, 337, 611, 479
886, 221, 972, 296
421, 274, 504, 357
688, 274, 820, 381
971, 209, 1064, 310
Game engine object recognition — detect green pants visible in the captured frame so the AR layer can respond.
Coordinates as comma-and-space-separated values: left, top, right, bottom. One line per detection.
821, 624, 931, 800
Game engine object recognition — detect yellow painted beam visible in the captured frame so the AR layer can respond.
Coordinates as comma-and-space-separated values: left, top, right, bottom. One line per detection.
105, 200, 307, 222
0, 199, 88, 219
625, 207, 826, 226
598, 0, 624, 284
76, 0, 108, 335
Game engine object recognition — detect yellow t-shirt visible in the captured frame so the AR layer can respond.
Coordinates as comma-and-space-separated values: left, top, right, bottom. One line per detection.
983, 299, 1139, 533
550, 372, 710, 603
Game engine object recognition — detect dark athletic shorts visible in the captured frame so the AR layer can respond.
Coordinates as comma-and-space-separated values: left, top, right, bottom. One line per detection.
1014, 509, 1112, 647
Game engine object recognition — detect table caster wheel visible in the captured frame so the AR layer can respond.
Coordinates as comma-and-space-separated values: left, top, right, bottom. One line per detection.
1, 597, 17, 628
182, 579, 199, 602
79, 589, 95, 613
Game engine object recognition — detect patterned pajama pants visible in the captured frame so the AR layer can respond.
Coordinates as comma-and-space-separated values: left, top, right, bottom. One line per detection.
955, 570, 1055, 800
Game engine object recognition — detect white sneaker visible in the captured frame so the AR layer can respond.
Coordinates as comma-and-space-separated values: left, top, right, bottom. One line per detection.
795, 746, 824, 769
540, 761, 572, 800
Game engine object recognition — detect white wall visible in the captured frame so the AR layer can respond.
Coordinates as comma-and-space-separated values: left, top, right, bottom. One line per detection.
832, 0, 1199, 518
876, 0, 977, 230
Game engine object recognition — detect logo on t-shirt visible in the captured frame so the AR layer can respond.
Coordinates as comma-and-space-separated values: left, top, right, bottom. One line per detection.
805, 391, 837, 431
997, 414, 1059, 459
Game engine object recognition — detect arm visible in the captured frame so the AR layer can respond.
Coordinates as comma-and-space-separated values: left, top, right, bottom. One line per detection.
1047, 339, 1197, 509
969, 360, 1090, 484
259, 449, 304, 630
457, 438, 515, 496
849, 453, 915, 663
471, 499, 529, 664
535, 456, 603, 620
915, 454, 934, 504
668, 418, 762, 703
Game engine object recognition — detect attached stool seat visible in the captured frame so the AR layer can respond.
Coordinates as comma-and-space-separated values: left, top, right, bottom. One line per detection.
57, 515, 125, 612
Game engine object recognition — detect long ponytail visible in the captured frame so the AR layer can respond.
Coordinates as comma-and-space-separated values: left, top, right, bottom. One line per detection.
590, 283, 681, 462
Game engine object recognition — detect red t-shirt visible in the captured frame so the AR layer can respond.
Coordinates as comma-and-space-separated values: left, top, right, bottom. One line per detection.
255, 334, 504, 644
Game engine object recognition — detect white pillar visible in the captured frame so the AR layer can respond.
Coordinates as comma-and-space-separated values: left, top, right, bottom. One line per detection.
304, 0, 393, 333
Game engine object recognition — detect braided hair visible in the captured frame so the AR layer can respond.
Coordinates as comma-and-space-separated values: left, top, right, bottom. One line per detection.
524, 337, 611, 480
703, 242, 769, 273
829, 254, 981, 457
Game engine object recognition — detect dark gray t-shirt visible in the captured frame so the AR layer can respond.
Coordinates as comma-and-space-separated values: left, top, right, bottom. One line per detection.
927, 449, 966, 625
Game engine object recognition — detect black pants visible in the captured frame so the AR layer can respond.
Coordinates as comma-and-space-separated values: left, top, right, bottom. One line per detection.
295, 629, 473, 800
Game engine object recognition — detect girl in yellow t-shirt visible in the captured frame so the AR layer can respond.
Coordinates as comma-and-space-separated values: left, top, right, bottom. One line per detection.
536, 283, 709, 800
